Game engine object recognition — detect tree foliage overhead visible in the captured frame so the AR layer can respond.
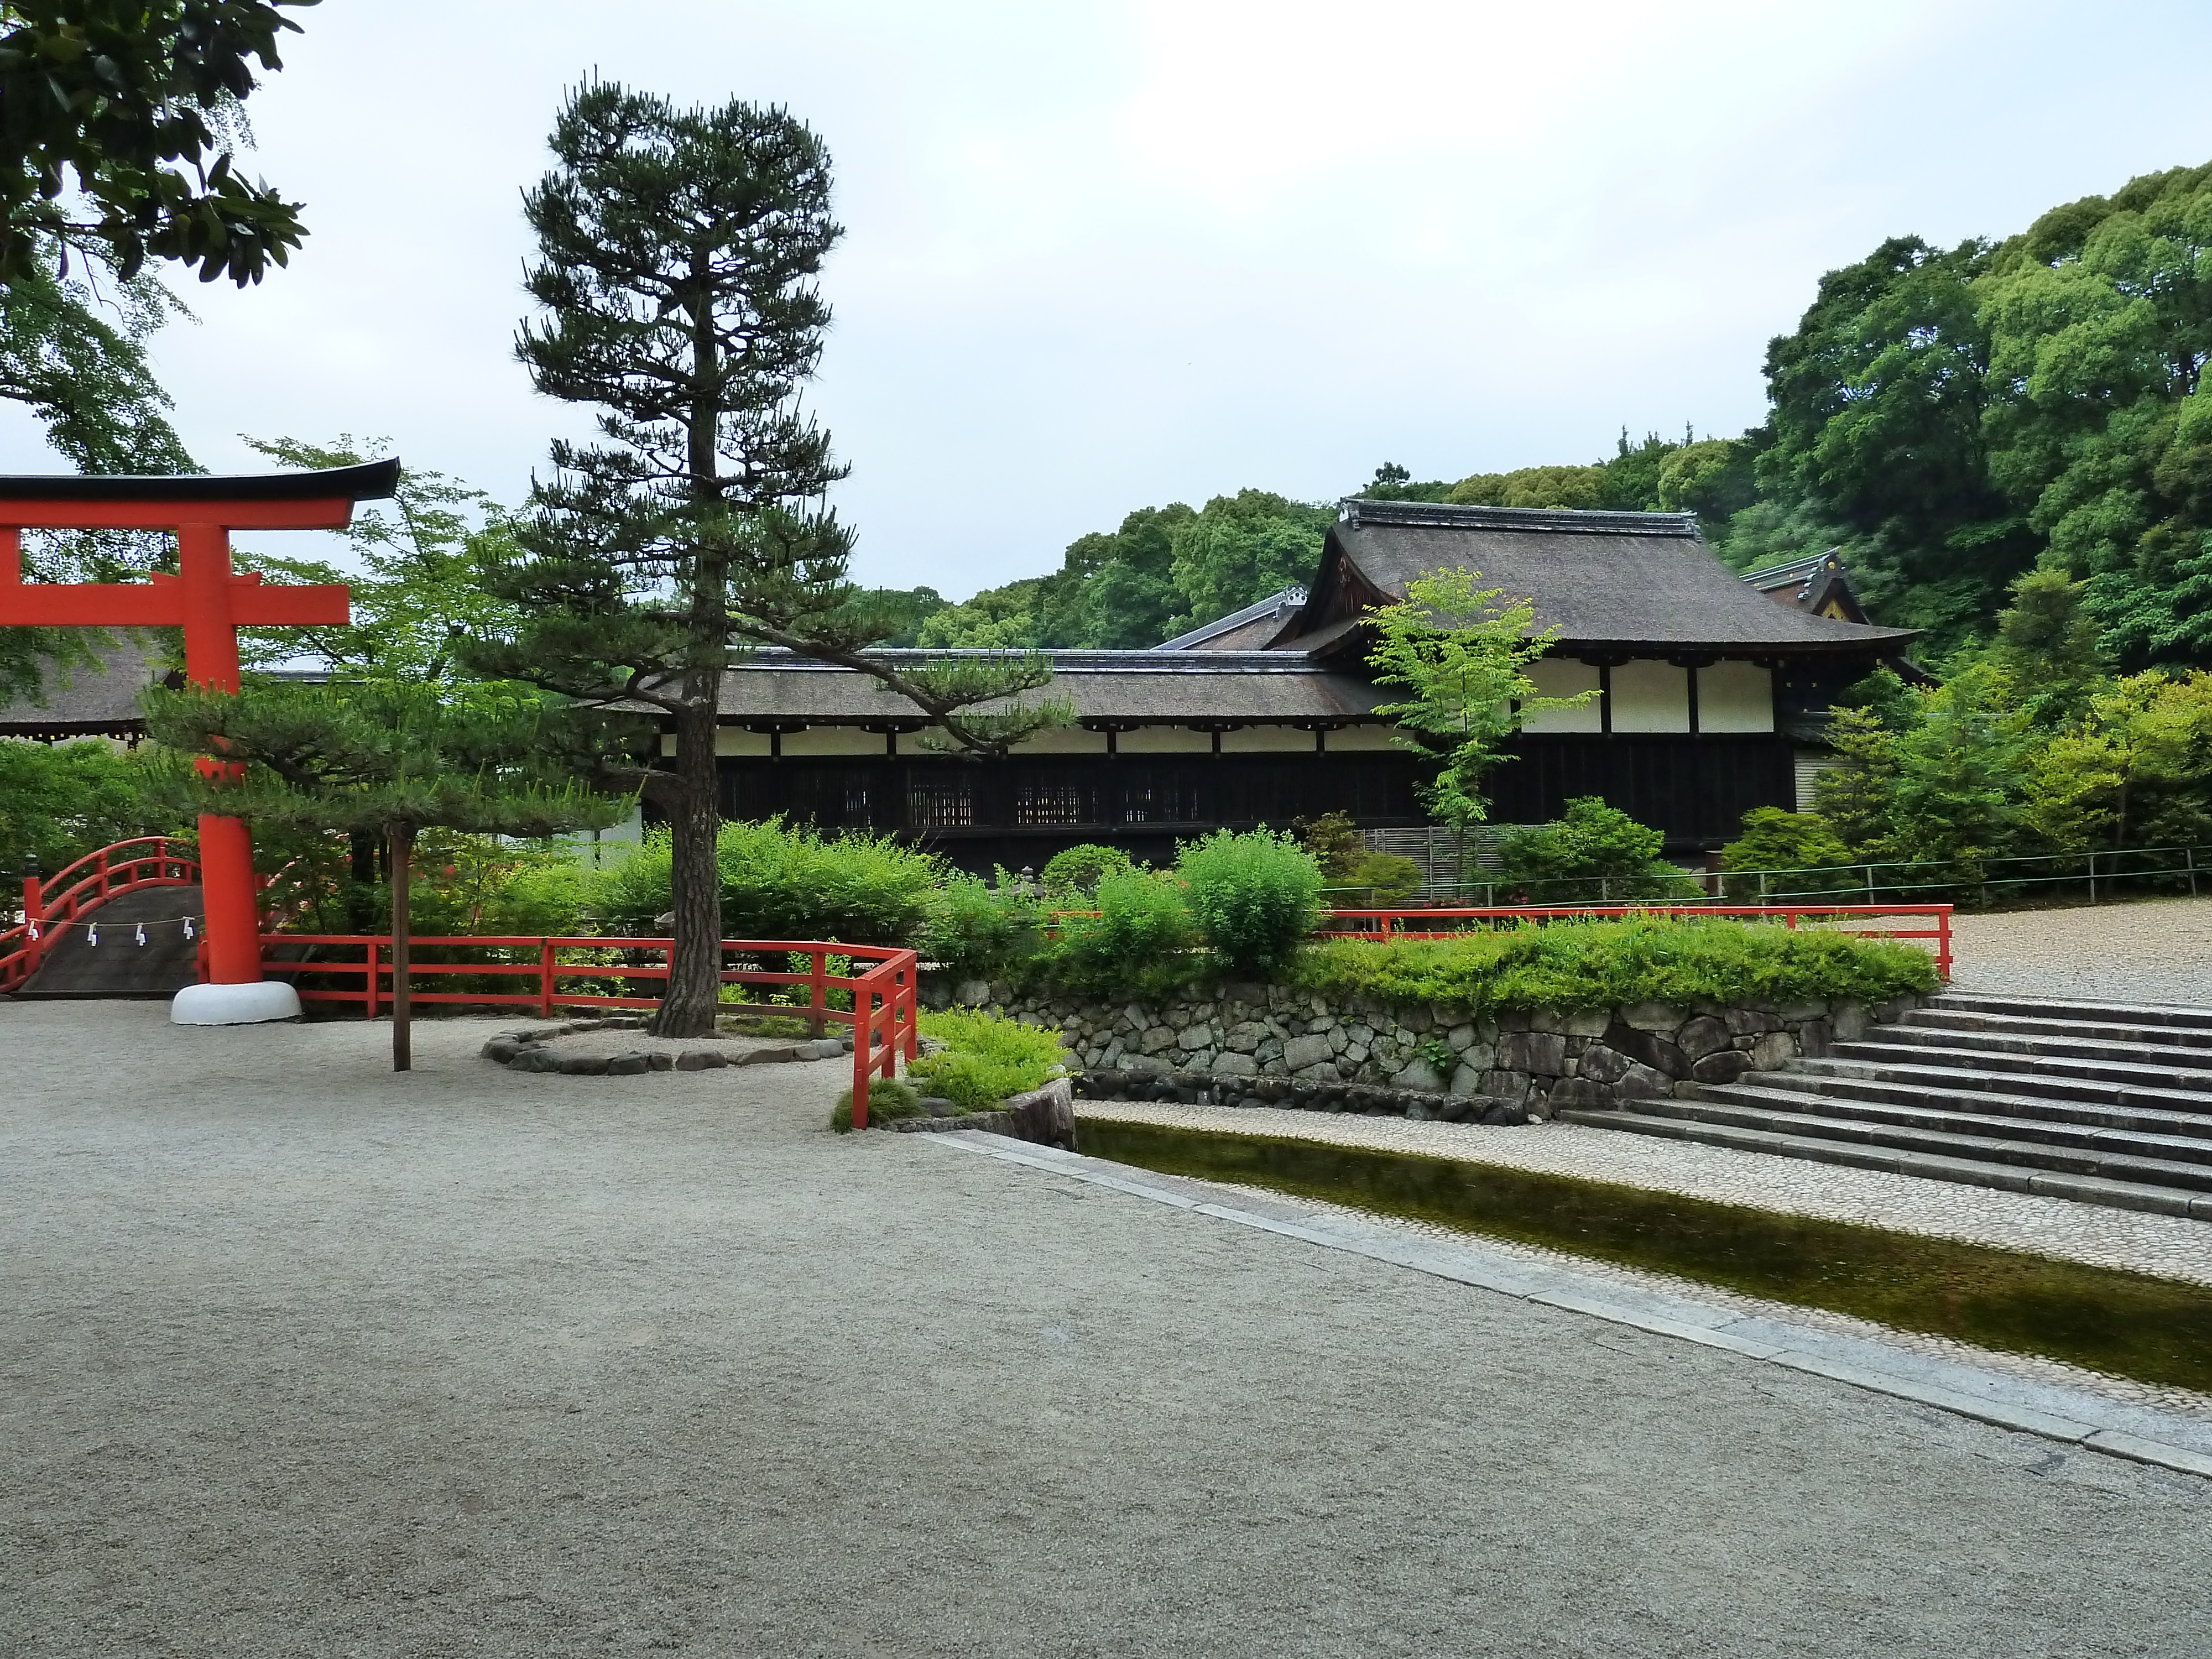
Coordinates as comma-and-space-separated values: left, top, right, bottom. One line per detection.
234, 436, 526, 684
0, 1, 314, 289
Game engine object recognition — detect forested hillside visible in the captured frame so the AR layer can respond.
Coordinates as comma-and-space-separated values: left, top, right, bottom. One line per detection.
903, 161, 2212, 667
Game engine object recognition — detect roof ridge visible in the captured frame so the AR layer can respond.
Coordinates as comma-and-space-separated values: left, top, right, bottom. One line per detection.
1337, 498, 1702, 538
1151, 586, 1306, 650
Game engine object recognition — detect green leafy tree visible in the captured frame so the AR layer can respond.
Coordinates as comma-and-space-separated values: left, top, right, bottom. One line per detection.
1448, 463, 1609, 510
233, 437, 526, 682
467, 84, 1061, 1037
1365, 567, 1592, 834
0, 737, 175, 883
1357, 461, 1454, 503
0, 1, 314, 288
1164, 490, 1331, 634
143, 680, 628, 1071
2022, 671, 2212, 853
1978, 164, 2212, 669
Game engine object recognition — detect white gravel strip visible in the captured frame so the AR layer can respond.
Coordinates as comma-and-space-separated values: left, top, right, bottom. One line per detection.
1075, 1101, 2212, 1287
1947, 894, 2212, 1006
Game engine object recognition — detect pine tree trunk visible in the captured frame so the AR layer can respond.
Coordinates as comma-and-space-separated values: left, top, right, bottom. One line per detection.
390, 822, 414, 1073
655, 274, 732, 1042
655, 694, 723, 1037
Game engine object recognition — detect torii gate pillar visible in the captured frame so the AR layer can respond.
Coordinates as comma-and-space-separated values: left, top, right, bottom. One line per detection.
0, 461, 399, 1024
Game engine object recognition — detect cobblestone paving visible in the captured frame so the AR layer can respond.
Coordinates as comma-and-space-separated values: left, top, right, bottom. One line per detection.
1076, 1100, 2212, 1420
1945, 894, 2212, 1006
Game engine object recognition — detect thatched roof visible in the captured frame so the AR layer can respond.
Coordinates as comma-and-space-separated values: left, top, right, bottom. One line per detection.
702, 649, 1386, 726
1272, 500, 1916, 657
0, 638, 167, 738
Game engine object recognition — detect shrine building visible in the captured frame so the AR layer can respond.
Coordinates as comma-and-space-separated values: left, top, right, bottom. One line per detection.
691, 499, 1918, 871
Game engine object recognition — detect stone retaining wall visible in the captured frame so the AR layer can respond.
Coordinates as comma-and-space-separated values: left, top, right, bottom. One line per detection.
937, 979, 1920, 1120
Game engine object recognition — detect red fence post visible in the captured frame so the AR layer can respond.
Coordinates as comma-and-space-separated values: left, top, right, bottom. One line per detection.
849, 973, 867, 1133
1938, 909, 1953, 981
540, 938, 556, 1018
808, 948, 828, 1036
365, 940, 379, 1020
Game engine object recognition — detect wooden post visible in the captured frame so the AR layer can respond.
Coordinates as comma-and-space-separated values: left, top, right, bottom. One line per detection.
808, 948, 827, 1037
540, 938, 557, 1018
390, 823, 413, 1072
852, 1001, 870, 1131
364, 940, 379, 1020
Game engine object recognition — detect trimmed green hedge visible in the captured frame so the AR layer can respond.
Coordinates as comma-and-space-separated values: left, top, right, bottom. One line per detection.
1290, 917, 1938, 1014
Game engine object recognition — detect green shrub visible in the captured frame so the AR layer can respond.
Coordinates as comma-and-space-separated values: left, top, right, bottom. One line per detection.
907, 1008, 1066, 1108
1041, 867, 1203, 998
1290, 917, 1938, 1014
1040, 843, 1134, 896
1493, 797, 1704, 904
1718, 808, 1862, 900
1176, 827, 1323, 978
919, 872, 1042, 979
588, 817, 945, 944
830, 1077, 922, 1134
1340, 850, 1423, 906
1292, 810, 1365, 879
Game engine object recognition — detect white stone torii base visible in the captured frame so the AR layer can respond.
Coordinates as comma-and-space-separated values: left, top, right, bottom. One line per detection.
170, 981, 304, 1026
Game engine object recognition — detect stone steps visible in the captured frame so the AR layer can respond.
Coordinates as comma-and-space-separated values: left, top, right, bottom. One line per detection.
1561, 991, 2212, 1217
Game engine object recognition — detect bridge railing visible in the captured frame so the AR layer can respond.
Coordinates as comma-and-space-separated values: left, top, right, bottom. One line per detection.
2, 835, 201, 992
256, 933, 920, 1127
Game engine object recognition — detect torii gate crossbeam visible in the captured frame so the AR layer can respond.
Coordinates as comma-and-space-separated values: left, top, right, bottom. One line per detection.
0, 461, 397, 1022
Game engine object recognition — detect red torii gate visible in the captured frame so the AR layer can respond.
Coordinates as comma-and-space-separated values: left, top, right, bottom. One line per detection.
0, 462, 396, 1020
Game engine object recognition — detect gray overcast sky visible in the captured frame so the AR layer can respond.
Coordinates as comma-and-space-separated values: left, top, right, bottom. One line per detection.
4, 0, 2207, 596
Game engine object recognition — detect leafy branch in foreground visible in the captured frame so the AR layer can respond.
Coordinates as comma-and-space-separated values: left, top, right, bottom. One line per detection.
1365, 566, 1592, 834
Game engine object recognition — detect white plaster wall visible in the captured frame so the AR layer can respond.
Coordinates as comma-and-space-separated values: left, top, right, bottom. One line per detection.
1011, 726, 1112, 754
781, 726, 886, 757
1697, 660, 1775, 733
1324, 723, 1402, 752
1220, 726, 1318, 753
1610, 660, 1691, 733
714, 728, 773, 757
1118, 726, 1213, 753
1521, 658, 1603, 733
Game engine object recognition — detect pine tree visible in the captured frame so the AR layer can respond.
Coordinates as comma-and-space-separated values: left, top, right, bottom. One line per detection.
143, 681, 629, 1071
468, 84, 1061, 1037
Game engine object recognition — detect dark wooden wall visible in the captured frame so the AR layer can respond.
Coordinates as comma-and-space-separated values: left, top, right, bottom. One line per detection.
708, 731, 1796, 870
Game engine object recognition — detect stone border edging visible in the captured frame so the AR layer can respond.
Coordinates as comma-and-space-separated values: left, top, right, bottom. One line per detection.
924, 1131, 2212, 1483
1075, 1066, 1533, 1124
879, 1076, 1076, 1150
481, 1016, 854, 1077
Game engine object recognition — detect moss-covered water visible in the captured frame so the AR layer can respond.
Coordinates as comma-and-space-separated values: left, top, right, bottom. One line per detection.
1077, 1118, 2212, 1394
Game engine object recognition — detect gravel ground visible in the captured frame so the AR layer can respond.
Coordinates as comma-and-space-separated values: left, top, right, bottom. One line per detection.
1946, 894, 2212, 1005
6, 1000, 2211, 1657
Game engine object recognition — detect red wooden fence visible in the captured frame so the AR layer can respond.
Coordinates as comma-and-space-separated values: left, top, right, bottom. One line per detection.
255, 933, 919, 1128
